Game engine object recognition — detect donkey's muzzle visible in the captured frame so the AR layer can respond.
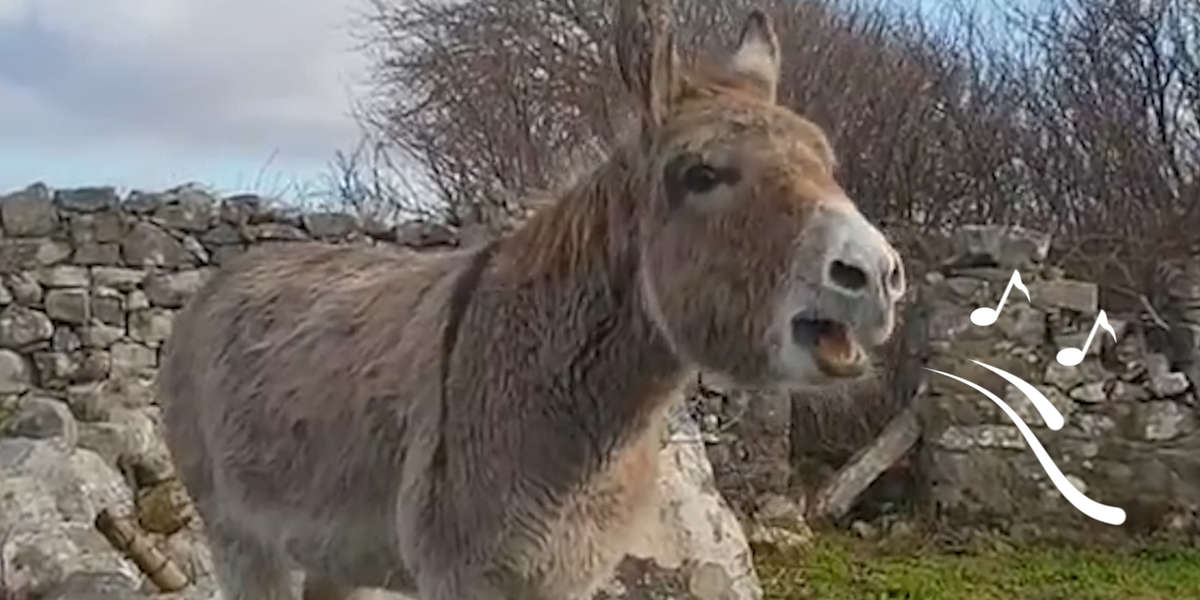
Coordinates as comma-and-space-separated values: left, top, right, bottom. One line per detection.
805, 201, 906, 352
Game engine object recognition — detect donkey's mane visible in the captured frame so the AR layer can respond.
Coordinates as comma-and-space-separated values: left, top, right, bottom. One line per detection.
502, 143, 643, 286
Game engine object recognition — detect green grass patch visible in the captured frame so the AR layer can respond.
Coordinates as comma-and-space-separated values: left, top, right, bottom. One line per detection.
756, 532, 1200, 599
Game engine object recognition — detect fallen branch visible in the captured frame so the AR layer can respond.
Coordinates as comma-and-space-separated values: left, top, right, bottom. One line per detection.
807, 404, 922, 525
94, 507, 189, 593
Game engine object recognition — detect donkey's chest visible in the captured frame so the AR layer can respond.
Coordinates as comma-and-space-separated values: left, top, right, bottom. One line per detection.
504, 412, 666, 598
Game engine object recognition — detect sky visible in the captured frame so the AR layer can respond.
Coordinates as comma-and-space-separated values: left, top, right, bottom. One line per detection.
0, 0, 371, 200
0, 0, 1028, 203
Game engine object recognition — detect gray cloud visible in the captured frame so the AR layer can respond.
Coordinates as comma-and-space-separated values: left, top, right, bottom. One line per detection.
0, 0, 370, 175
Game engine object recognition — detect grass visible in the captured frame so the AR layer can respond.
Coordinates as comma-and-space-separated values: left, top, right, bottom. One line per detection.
755, 531, 1200, 600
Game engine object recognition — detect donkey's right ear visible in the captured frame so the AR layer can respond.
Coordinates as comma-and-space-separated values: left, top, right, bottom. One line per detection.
615, 0, 680, 128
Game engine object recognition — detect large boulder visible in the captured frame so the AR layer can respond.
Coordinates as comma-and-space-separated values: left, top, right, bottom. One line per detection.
0, 438, 140, 597
594, 400, 763, 600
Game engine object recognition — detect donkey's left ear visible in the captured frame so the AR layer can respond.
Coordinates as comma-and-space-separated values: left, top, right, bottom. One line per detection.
730, 10, 781, 103
615, 0, 681, 128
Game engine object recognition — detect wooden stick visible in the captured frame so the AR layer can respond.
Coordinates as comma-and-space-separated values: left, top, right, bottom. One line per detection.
807, 405, 922, 524
94, 507, 189, 592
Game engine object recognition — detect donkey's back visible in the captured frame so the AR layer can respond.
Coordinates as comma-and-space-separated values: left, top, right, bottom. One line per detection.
160, 242, 464, 598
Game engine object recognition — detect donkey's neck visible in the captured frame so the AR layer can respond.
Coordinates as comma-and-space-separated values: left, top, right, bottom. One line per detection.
465, 145, 684, 474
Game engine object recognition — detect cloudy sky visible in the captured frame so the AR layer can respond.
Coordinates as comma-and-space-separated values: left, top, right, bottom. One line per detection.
0, 0, 370, 199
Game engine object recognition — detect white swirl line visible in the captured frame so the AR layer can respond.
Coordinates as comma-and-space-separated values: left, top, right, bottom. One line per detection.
971, 360, 1065, 431
924, 365, 1126, 526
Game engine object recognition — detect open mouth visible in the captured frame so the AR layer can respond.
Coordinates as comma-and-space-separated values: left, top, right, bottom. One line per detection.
791, 313, 866, 377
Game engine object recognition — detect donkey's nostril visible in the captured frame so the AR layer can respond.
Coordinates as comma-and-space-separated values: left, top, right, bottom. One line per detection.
888, 260, 904, 294
828, 260, 868, 292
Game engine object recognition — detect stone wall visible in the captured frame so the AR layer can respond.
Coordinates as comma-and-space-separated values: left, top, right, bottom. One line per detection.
0, 182, 759, 600
0, 182, 462, 599
916, 226, 1200, 542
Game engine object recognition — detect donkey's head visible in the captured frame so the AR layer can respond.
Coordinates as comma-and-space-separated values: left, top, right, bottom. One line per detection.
618, 1, 905, 387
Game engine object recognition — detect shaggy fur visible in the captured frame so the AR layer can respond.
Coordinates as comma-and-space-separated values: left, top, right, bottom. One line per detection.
159, 2, 906, 599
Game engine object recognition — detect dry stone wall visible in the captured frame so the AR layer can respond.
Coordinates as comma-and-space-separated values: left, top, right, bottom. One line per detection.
0, 182, 462, 599
916, 225, 1200, 542
0, 182, 760, 600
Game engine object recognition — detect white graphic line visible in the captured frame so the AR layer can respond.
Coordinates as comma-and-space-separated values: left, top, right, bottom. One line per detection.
924, 366, 1126, 526
971, 360, 1064, 431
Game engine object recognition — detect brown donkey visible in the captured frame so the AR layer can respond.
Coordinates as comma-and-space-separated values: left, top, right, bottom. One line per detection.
159, 2, 905, 599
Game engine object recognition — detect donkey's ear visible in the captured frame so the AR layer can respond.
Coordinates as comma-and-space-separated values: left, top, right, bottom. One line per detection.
730, 10, 781, 103
615, 0, 680, 128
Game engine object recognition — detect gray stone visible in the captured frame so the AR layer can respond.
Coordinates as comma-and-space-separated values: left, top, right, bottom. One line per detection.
1070, 382, 1108, 404
78, 321, 124, 349
91, 288, 125, 327
395, 220, 458, 247
145, 269, 212, 308
123, 190, 165, 214
69, 212, 126, 244
129, 308, 174, 346
943, 277, 987, 298
0, 238, 48, 272
73, 242, 122, 266
251, 222, 308, 241
3, 396, 77, 449
36, 239, 73, 265
45, 289, 89, 324
1134, 401, 1195, 441
200, 223, 244, 245
0, 280, 11, 305
37, 265, 89, 288
5, 272, 43, 305
1149, 368, 1190, 398
1, 183, 58, 236
363, 217, 395, 241
33, 351, 110, 389
0, 348, 31, 394
303, 212, 360, 238
850, 520, 879, 539
55, 187, 118, 212
183, 234, 210, 264
53, 326, 82, 352
91, 266, 145, 291
110, 342, 156, 376
933, 424, 1024, 451
1069, 413, 1117, 438
122, 222, 193, 268
0, 439, 138, 595
41, 571, 142, 600
66, 379, 155, 425
951, 225, 1051, 268
220, 194, 265, 224
1031, 279, 1098, 314
77, 407, 159, 471
1146, 353, 1188, 398
995, 303, 1046, 346
154, 189, 217, 231
1044, 358, 1105, 391
126, 290, 149, 311
210, 244, 246, 265
0, 305, 53, 348
594, 412, 762, 600
1109, 381, 1150, 402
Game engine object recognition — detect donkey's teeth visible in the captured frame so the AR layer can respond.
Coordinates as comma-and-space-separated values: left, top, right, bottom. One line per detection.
813, 321, 864, 376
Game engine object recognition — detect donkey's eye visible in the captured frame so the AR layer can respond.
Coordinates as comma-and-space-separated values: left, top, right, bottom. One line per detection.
682, 165, 719, 194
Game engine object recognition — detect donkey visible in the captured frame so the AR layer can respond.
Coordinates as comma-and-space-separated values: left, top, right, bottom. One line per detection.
159, 2, 905, 599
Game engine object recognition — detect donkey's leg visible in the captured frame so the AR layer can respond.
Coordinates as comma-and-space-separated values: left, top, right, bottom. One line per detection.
207, 521, 295, 600
301, 576, 355, 600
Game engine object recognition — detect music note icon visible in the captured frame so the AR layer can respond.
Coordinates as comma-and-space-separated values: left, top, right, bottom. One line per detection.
1055, 310, 1117, 367
970, 270, 1031, 326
